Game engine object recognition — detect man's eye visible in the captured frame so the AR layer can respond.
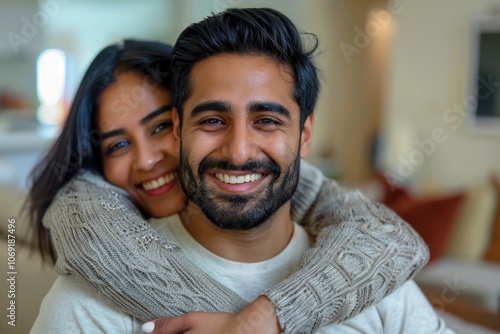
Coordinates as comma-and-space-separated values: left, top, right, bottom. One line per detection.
200, 118, 224, 125
153, 121, 173, 134
255, 118, 281, 126
105, 140, 129, 154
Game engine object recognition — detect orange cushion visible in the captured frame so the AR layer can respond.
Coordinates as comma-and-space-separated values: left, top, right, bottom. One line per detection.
484, 175, 500, 263
380, 176, 465, 263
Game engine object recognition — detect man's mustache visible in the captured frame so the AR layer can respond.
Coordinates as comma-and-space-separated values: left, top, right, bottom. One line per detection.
198, 157, 281, 175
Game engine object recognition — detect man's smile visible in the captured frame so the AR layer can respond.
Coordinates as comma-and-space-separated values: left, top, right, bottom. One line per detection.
210, 171, 269, 194
215, 173, 263, 184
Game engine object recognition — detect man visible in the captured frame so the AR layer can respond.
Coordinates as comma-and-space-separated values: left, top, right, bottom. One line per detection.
143, 7, 451, 334
31, 8, 445, 334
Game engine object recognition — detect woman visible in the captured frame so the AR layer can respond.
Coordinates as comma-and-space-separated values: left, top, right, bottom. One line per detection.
29, 40, 428, 334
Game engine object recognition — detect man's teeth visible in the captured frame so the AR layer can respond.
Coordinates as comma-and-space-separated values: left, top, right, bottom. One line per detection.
142, 173, 177, 191
215, 173, 263, 184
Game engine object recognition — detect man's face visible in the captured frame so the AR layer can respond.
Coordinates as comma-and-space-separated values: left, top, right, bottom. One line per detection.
174, 54, 313, 230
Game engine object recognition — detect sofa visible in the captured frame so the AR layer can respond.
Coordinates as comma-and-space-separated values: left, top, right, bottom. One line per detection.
360, 173, 500, 333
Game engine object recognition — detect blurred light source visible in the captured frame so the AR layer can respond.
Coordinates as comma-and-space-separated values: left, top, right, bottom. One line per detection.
36, 49, 66, 125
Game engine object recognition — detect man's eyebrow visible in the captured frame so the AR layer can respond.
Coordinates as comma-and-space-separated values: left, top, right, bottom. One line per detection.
249, 101, 291, 119
140, 105, 172, 124
101, 105, 172, 140
189, 101, 291, 120
190, 101, 231, 119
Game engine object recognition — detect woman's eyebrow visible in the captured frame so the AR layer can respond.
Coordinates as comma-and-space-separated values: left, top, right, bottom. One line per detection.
101, 105, 172, 140
140, 105, 172, 124
101, 129, 125, 140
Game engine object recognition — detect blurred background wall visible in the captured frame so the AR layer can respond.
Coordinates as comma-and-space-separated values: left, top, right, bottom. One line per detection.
382, 0, 500, 190
0, 0, 499, 191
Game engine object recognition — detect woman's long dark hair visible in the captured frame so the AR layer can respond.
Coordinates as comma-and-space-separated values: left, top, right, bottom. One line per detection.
27, 39, 173, 263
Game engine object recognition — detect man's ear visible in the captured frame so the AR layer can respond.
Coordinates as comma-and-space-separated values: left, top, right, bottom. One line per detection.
300, 113, 314, 159
172, 107, 181, 141
171, 107, 181, 158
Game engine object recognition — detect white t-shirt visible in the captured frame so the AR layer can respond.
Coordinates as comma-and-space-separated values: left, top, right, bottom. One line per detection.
150, 215, 311, 302
31, 215, 452, 334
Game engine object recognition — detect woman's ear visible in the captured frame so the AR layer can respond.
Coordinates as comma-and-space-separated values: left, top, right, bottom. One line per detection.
300, 113, 314, 159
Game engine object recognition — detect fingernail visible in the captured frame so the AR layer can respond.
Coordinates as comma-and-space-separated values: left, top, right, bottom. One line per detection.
142, 321, 155, 333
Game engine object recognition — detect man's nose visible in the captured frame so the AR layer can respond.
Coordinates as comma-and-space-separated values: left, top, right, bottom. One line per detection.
220, 122, 258, 166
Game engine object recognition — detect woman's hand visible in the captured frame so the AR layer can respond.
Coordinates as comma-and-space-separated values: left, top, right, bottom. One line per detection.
142, 296, 281, 334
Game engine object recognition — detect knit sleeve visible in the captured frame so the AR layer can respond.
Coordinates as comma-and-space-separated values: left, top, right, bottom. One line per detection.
45, 165, 428, 334
261, 161, 430, 333
44, 172, 248, 321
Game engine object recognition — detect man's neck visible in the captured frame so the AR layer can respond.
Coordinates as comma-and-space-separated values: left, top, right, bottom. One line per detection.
179, 202, 294, 263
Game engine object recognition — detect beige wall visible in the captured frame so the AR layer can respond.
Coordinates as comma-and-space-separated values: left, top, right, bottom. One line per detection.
299, 0, 390, 183
382, 0, 500, 190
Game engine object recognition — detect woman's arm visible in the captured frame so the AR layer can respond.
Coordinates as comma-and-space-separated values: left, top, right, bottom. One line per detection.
262, 161, 429, 333
45, 171, 248, 321
45, 165, 428, 334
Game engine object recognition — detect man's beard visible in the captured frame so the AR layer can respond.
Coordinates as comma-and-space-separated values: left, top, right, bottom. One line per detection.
179, 150, 300, 231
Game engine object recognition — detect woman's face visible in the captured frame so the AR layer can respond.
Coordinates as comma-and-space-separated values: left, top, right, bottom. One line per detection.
97, 71, 186, 217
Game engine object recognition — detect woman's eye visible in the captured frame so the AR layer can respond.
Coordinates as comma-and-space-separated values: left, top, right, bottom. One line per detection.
105, 140, 129, 154
153, 121, 173, 134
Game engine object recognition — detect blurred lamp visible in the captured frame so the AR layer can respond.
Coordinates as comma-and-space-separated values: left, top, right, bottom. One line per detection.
36, 49, 66, 125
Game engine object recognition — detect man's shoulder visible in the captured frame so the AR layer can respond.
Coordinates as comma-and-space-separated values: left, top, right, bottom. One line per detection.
43, 275, 117, 309
375, 280, 432, 314
31, 275, 141, 334
317, 280, 453, 334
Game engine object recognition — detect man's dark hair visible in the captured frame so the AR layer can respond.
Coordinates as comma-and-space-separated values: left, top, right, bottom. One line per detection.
172, 7, 321, 128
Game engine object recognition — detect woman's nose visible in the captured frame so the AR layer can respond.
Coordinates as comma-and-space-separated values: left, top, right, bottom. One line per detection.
132, 142, 164, 171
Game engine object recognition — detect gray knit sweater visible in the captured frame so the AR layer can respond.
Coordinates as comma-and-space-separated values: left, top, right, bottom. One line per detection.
44, 161, 428, 334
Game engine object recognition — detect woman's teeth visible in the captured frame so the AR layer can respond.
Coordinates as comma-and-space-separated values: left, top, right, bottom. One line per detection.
215, 173, 263, 184
142, 172, 177, 191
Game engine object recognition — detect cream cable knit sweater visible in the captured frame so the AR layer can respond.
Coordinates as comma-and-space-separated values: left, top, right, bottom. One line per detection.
44, 161, 428, 334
